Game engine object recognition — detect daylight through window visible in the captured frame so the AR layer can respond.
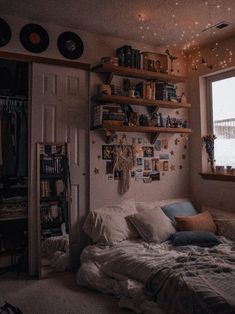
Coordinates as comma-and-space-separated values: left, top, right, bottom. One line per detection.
211, 75, 235, 168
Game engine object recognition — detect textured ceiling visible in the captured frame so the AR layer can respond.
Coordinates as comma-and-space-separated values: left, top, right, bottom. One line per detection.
1, 0, 235, 50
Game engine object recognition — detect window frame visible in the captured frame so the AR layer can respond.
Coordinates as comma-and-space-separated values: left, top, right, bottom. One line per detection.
207, 69, 235, 136
201, 69, 235, 180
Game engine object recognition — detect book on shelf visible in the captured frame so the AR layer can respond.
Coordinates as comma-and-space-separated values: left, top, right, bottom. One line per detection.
94, 104, 125, 127
135, 81, 178, 101
116, 45, 141, 69
40, 156, 64, 175
40, 179, 64, 198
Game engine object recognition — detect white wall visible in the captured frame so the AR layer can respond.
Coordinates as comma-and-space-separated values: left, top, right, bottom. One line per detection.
1, 14, 190, 210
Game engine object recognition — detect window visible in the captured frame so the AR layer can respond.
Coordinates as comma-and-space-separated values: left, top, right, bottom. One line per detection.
209, 72, 235, 168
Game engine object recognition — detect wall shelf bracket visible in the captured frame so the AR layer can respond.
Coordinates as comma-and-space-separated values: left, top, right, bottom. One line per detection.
150, 132, 160, 144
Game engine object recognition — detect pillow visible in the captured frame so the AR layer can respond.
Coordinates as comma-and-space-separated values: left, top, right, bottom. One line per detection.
170, 231, 221, 247
127, 207, 176, 243
214, 219, 235, 241
83, 199, 138, 245
161, 201, 197, 223
175, 211, 217, 233
201, 205, 235, 220
83, 210, 138, 245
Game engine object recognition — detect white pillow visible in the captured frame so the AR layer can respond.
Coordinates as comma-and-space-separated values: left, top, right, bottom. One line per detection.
127, 207, 176, 243
83, 199, 138, 245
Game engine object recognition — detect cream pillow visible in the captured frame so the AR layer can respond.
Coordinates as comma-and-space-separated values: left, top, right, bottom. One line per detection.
83, 199, 138, 245
127, 207, 176, 243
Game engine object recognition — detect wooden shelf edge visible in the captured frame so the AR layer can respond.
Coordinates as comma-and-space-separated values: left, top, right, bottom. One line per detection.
199, 172, 235, 182
101, 124, 192, 134
93, 95, 191, 109
92, 63, 187, 83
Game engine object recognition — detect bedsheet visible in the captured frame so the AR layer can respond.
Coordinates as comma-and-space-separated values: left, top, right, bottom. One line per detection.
77, 238, 235, 314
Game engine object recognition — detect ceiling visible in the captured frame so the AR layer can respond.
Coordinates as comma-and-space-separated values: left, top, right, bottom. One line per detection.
1, 0, 235, 51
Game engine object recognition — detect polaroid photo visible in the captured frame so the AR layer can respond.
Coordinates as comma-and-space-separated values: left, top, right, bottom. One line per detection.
144, 159, 152, 171
152, 158, 159, 171
154, 140, 161, 151
136, 157, 143, 166
161, 139, 168, 150
102, 145, 114, 160
143, 146, 154, 158
159, 153, 169, 160
114, 169, 121, 180
150, 171, 160, 181
163, 160, 169, 171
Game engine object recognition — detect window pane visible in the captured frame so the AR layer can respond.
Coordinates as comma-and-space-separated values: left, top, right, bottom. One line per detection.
212, 76, 235, 167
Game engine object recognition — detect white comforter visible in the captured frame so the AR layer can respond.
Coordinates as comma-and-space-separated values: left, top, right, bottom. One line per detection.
77, 238, 235, 314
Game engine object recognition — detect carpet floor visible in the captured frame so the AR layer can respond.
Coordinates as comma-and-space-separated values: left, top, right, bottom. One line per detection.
0, 271, 131, 314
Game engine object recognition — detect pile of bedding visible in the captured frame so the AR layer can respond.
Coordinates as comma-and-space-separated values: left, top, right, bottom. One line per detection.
77, 199, 235, 314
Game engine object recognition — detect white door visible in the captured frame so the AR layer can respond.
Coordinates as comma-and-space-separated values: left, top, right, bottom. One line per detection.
29, 63, 89, 275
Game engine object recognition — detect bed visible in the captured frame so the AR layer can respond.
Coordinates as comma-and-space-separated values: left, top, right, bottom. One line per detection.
77, 199, 235, 314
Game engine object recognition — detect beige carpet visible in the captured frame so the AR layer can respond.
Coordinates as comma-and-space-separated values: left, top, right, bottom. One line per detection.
0, 272, 131, 314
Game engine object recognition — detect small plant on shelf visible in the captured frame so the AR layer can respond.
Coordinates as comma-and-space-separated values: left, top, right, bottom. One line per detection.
203, 134, 216, 173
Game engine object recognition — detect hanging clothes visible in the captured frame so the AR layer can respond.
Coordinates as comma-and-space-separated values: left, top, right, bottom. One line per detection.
0, 96, 28, 178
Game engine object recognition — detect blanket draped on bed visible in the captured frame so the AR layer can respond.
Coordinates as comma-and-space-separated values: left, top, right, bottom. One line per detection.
145, 251, 235, 314
77, 238, 235, 314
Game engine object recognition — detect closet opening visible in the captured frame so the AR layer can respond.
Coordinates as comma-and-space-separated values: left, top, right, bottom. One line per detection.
0, 58, 29, 273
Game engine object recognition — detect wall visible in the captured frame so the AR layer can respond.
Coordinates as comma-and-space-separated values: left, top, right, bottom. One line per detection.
188, 36, 235, 212
0, 14, 190, 209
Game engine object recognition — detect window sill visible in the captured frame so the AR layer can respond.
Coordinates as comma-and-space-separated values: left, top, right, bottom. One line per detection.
199, 172, 235, 182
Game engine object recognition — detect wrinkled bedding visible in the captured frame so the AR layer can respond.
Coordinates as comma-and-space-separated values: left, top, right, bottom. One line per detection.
77, 238, 235, 314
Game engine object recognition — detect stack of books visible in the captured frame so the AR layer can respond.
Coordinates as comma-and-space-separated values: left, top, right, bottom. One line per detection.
155, 82, 177, 101
116, 45, 141, 69
94, 104, 125, 127
40, 156, 64, 174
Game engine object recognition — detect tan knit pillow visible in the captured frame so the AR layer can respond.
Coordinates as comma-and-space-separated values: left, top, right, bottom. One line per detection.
175, 211, 217, 234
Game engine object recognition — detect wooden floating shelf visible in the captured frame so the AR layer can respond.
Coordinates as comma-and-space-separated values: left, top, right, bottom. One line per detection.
94, 94, 191, 109
98, 124, 192, 144
199, 172, 235, 182
92, 63, 188, 83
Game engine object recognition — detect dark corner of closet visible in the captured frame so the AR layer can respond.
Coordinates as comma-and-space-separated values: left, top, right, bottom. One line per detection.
0, 58, 29, 274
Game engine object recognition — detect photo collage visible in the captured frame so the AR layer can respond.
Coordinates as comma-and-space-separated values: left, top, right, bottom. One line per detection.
102, 137, 171, 184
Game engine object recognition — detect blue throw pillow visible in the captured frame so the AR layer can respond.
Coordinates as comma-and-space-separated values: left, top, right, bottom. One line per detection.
170, 231, 221, 247
161, 201, 197, 223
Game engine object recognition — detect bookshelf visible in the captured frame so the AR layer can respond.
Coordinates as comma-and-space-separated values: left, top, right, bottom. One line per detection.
92, 62, 192, 143
37, 143, 70, 278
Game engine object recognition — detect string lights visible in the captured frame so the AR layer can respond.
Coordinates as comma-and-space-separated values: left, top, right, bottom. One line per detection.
137, 0, 233, 71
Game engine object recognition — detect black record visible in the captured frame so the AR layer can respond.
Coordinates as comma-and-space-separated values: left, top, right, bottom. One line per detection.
20, 23, 49, 53
0, 17, 12, 47
57, 32, 84, 60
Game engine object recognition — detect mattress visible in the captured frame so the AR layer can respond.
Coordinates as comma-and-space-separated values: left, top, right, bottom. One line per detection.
77, 238, 235, 314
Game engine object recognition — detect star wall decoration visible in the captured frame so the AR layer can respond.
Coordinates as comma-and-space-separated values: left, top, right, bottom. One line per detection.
170, 150, 174, 156
175, 110, 180, 115
175, 138, 180, 145
179, 165, 183, 170
94, 168, 99, 174
182, 154, 186, 159
184, 145, 187, 149
97, 155, 101, 159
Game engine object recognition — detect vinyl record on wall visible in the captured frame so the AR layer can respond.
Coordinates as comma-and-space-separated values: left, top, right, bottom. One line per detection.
20, 23, 49, 53
0, 17, 12, 47
57, 31, 84, 59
